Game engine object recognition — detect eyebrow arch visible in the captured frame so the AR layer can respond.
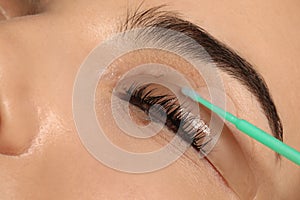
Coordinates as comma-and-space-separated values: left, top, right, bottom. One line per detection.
119, 5, 283, 141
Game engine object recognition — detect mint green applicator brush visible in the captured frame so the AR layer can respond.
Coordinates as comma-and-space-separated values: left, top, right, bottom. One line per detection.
181, 87, 300, 166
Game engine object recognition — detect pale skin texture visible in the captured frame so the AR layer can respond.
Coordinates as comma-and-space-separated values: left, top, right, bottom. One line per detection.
0, 0, 299, 199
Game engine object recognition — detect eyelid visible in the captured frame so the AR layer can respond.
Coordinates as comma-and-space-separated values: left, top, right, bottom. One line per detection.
192, 87, 257, 198
117, 82, 212, 150
206, 124, 257, 199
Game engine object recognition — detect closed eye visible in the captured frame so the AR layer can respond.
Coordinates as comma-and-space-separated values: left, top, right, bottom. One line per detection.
116, 83, 212, 153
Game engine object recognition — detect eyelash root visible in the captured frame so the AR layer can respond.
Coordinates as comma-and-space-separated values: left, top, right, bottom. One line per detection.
117, 83, 212, 152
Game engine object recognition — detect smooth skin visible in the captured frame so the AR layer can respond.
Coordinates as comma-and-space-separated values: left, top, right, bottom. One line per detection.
0, 0, 299, 199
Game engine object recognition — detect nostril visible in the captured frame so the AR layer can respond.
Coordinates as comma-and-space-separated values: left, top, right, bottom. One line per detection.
0, 90, 40, 156
0, 99, 39, 156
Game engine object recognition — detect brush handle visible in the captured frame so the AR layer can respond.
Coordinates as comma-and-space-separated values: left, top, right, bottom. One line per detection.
182, 87, 300, 166
236, 119, 300, 166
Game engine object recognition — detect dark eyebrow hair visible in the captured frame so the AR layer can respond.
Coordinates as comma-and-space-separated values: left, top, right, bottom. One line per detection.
119, 5, 283, 141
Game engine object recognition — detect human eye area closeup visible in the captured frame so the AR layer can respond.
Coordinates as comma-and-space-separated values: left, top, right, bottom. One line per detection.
0, 0, 300, 199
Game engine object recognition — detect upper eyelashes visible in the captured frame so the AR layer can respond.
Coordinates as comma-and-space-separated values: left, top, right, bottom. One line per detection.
117, 83, 212, 152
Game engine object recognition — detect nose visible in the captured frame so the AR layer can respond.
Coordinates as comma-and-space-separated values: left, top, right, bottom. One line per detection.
0, 27, 40, 156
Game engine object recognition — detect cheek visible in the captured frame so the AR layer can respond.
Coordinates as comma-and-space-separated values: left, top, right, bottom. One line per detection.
0, 116, 237, 200
32, 136, 237, 199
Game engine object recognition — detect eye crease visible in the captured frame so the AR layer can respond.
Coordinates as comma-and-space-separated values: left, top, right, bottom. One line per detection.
116, 83, 212, 153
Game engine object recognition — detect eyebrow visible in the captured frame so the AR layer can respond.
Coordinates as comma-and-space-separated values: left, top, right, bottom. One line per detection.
118, 5, 283, 141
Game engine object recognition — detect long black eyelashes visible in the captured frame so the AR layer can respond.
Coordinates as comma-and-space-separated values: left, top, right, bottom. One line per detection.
121, 83, 212, 152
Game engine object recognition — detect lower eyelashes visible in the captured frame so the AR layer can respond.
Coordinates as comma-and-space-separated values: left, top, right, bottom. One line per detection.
115, 82, 212, 153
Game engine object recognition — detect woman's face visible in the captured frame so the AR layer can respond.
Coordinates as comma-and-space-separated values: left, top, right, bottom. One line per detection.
0, 0, 299, 199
